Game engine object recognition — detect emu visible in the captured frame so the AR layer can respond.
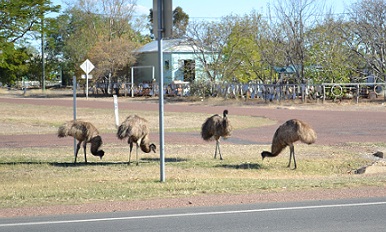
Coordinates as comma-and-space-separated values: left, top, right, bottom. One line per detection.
117, 115, 156, 165
201, 110, 232, 160
57, 120, 105, 163
261, 119, 317, 169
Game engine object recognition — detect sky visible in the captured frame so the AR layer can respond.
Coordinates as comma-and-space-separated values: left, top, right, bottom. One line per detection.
134, 0, 353, 20
53, 0, 354, 19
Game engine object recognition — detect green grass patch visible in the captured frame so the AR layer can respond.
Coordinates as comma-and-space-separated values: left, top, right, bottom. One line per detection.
0, 143, 384, 209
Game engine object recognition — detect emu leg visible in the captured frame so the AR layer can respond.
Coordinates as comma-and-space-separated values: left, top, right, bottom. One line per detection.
74, 141, 81, 164
217, 140, 223, 160
292, 146, 297, 170
83, 142, 87, 163
128, 141, 133, 165
214, 140, 218, 159
136, 146, 139, 166
288, 144, 296, 169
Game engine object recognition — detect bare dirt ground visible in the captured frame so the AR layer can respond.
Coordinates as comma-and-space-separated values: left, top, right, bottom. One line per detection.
1, 91, 386, 218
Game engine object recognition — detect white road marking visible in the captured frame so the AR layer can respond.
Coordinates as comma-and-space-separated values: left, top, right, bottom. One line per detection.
1, 201, 386, 227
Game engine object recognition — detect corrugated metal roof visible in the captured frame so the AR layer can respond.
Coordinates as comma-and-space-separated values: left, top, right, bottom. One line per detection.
137, 38, 197, 53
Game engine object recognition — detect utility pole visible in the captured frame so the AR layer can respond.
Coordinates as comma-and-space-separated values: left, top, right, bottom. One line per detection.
154, 0, 172, 182
41, 16, 45, 92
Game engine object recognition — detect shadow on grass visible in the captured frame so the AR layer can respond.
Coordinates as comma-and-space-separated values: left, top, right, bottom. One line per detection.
215, 162, 262, 170
141, 157, 188, 163
50, 161, 131, 167
0, 161, 130, 167
0, 158, 188, 167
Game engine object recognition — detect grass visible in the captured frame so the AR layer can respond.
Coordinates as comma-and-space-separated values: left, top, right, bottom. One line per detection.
0, 95, 386, 209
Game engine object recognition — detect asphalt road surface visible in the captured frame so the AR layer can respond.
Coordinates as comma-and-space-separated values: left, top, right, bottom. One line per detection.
1, 197, 386, 232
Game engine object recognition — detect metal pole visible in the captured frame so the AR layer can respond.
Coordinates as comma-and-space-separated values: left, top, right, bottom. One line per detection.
157, 0, 165, 182
41, 17, 45, 93
73, 76, 77, 159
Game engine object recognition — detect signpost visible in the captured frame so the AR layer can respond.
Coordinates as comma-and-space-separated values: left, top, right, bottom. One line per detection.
80, 59, 95, 99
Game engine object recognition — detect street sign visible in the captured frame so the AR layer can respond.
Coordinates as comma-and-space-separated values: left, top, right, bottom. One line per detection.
80, 59, 94, 99
80, 59, 94, 74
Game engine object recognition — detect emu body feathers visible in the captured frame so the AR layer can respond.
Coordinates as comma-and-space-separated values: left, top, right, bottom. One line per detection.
261, 119, 316, 169
58, 120, 104, 163
117, 115, 156, 165
201, 110, 232, 160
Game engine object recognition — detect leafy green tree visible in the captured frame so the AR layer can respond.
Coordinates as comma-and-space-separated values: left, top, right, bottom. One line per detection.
0, 45, 31, 85
305, 17, 353, 83
47, 0, 148, 90
0, 0, 60, 43
222, 12, 271, 83
0, 0, 59, 85
148, 6, 189, 38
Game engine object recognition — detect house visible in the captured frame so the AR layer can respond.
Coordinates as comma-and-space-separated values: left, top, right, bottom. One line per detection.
134, 38, 213, 85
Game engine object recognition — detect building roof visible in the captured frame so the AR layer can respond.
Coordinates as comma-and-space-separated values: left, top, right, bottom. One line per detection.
136, 38, 197, 53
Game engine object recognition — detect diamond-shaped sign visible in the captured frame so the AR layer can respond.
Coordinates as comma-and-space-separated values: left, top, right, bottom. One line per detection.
80, 59, 94, 74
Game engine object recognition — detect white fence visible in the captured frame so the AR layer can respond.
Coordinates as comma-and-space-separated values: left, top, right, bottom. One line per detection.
90, 81, 386, 103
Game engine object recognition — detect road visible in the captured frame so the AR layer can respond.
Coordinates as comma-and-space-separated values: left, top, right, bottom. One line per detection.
1, 197, 385, 231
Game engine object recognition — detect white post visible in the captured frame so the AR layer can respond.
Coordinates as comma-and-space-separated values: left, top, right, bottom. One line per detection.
113, 95, 119, 127
86, 72, 89, 99
131, 67, 134, 98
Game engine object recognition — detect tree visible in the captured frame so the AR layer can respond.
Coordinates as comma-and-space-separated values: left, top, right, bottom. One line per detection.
222, 12, 271, 83
148, 6, 189, 38
305, 16, 353, 83
173, 6, 189, 38
187, 19, 233, 83
0, 0, 60, 44
48, 0, 145, 89
0, 0, 60, 85
345, 0, 386, 81
272, 0, 325, 83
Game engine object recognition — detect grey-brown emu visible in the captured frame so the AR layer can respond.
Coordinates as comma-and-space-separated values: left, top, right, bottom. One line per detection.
261, 119, 316, 169
58, 120, 105, 163
117, 115, 156, 165
201, 110, 232, 160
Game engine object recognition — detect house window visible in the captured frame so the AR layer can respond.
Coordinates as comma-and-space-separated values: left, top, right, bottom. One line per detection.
164, 60, 170, 70
183, 59, 195, 82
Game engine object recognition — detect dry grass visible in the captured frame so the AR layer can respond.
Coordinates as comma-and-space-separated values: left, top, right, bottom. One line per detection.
1, 94, 386, 209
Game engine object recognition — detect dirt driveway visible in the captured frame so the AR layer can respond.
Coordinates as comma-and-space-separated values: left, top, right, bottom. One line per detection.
1, 96, 386, 148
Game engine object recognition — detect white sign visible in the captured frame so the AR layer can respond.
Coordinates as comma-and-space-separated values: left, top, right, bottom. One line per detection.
80, 59, 94, 99
80, 59, 94, 74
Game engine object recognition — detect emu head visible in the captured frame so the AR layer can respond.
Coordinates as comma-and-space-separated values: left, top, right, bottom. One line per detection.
223, 109, 229, 117
261, 151, 269, 160
97, 150, 105, 160
150, 143, 156, 153
90, 135, 104, 159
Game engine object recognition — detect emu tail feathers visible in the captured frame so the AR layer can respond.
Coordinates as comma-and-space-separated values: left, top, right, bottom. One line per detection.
297, 121, 317, 144
201, 119, 214, 141
117, 124, 128, 140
